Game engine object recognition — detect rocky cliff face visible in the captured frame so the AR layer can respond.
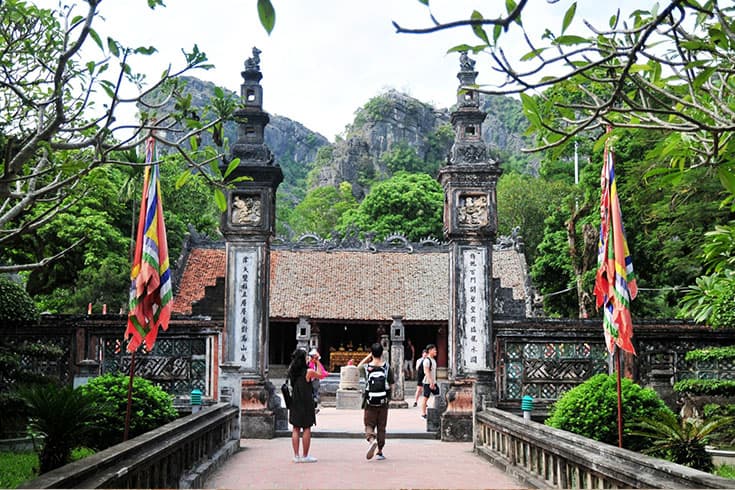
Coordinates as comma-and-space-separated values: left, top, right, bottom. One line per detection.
152, 77, 532, 201
310, 90, 451, 198
150, 76, 329, 190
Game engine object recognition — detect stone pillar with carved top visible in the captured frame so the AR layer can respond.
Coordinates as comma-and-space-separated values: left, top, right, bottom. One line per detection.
219, 47, 283, 439
389, 315, 408, 407
437, 52, 500, 442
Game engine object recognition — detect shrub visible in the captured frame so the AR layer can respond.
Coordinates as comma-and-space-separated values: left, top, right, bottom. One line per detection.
0, 278, 38, 322
17, 383, 96, 473
631, 410, 733, 472
0, 341, 65, 437
79, 373, 178, 450
545, 373, 674, 450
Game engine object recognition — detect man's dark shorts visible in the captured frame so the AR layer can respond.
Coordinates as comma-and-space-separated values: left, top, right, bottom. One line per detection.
423, 383, 439, 398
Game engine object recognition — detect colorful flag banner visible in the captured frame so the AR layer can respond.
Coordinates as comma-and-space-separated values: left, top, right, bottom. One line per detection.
124, 137, 172, 353
593, 128, 637, 354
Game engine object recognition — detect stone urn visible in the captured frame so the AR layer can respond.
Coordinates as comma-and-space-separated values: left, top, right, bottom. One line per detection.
336, 365, 362, 409
339, 365, 360, 390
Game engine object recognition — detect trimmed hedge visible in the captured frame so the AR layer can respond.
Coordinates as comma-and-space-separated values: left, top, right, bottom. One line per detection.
674, 379, 735, 397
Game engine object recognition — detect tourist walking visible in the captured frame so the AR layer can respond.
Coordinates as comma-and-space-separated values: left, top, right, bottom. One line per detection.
287, 349, 319, 463
403, 338, 415, 380
413, 348, 427, 407
420, 344, 439, 419
308, 348, 328, 412
358, 342, 395, 461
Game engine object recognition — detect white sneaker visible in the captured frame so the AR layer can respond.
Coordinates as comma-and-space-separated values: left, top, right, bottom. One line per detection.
293, 456, 302, 463
301, 455, 318, 463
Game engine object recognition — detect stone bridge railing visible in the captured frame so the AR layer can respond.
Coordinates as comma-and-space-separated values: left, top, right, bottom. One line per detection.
475, 408, 732, 489
20, 403, 239, 489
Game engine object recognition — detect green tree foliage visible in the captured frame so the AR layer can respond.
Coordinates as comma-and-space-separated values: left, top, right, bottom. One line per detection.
681, 222, 735, 327
289, 182, 359, 237
0, 0, 227, 273
424, 123, 455, 176
546, 373, 674, 451
0, 278, 39, 321
5, 150, 220, 314
337, 172, 443, 241
497, 172, 569, 265
18, 383, 96, 473
79, 373, 178, 450
380, 142, 424, 175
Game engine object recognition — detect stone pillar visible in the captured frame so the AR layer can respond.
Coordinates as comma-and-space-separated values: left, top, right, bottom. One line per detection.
219, 47, 283, 439
437, 51, 501, 442
389, 315, 408, 408
377, 324, 389, 359
295, 316, 310, 351
437, 327, 448, 379
309, 323, 321, 353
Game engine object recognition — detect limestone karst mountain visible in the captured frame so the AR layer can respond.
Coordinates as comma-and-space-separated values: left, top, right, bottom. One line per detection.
149, 76, 534, 204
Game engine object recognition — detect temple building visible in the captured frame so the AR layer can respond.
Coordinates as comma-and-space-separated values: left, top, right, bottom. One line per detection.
170, 231, 533, 376
169, 47, 536, 379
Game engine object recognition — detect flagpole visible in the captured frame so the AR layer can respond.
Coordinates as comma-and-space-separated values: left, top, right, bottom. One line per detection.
615, 345, 623, 448
123, 350, 136, 442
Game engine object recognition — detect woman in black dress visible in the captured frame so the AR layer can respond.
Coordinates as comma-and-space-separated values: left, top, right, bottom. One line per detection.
288, 349, 318, 463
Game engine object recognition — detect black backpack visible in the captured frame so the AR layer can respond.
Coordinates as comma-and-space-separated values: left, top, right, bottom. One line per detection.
365, 364, 389, 406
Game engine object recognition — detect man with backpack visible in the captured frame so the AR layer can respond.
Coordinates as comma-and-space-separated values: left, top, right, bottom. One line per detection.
358, 342, 395, 461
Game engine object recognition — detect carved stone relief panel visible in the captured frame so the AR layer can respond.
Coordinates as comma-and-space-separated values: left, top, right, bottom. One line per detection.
458, 194, 489, 228
231, 195, 262, 226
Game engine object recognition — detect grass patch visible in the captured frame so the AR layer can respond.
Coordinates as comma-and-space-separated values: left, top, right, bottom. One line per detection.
715, 463, 735, 479
0, 452, 38, 488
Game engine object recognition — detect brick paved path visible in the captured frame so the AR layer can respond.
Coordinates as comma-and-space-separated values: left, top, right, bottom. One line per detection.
205, 405, 524, 489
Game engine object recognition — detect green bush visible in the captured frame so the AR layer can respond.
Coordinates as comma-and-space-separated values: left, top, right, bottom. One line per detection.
79, 374, 178, 450
545, 373, 674, 450
0, 278, 38, 322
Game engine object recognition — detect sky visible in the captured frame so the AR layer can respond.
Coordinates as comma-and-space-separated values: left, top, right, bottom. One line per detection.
46, 0, 643, 142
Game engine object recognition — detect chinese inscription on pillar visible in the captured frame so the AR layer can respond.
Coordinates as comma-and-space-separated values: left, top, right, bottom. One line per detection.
235, 249, 257, 368
460, 248, 487, 371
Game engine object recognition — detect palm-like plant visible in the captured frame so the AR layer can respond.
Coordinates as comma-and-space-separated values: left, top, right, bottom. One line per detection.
18, 383, 96, 473
631, 410, 734, 472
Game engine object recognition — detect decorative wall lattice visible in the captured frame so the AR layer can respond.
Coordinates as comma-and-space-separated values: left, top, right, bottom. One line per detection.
100, 336, 210, 396
638, 339, 735, 385
500, 340, 608, 402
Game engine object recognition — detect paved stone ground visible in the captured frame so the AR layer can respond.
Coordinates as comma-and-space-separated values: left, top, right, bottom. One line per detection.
205, 403, 524, 489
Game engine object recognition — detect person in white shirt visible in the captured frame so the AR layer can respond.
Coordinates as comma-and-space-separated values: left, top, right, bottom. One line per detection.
420, 344, 438, 418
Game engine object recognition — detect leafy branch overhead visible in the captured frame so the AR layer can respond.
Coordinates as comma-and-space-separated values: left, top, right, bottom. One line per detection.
0, 0, 240, 272
393, 1, 735, 197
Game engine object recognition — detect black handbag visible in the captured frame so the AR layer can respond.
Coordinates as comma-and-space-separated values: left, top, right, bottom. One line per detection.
281, 380, 292, 409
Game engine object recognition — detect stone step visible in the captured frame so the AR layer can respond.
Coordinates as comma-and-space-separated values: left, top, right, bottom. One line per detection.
275, 430, 438, 439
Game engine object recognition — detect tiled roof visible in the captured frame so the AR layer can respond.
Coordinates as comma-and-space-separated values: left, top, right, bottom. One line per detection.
172, 248, 226, 316
172, 247, 527, 320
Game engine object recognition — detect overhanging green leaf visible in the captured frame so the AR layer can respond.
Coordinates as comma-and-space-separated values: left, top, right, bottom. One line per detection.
257, 0, 276, 35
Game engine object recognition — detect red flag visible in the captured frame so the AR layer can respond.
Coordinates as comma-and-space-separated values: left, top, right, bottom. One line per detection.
124, 137, 172, 352
594, 128, 637, 354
